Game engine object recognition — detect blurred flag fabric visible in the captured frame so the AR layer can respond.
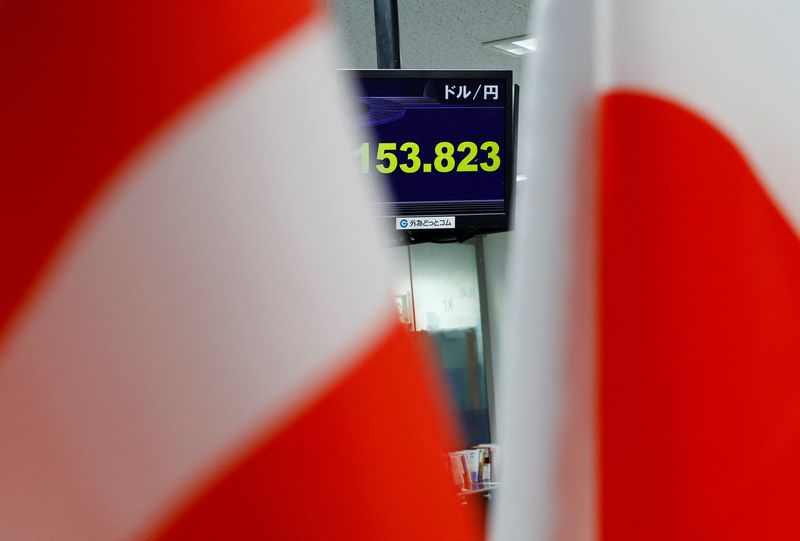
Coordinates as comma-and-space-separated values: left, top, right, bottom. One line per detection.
0, 2, 481, 540
492, 1, 800, 540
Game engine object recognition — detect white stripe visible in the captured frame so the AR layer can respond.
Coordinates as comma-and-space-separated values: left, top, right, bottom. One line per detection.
0, 18, 391, 541
491, 0, 597, 540
598, 0, 800, 234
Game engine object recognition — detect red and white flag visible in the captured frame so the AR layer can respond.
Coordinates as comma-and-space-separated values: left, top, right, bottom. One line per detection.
493, 0, 800, 539
0, 2, 481, 539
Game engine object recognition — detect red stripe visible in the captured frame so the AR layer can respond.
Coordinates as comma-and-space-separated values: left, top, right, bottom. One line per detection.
148, 323, 483, 540
599, 92, 800, 538
0, 0, 314, 339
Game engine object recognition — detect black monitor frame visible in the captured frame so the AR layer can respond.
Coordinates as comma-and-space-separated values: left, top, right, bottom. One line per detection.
344, 69, 515, 244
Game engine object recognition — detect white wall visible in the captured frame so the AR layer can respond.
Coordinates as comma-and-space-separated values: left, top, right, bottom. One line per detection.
481, 231, 511, 372
407, 243, 482, 333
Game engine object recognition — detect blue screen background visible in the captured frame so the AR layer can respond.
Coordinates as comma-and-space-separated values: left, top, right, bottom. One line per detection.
356, 77, 508, 206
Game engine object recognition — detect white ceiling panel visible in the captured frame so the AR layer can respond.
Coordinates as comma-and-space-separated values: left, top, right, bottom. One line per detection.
325, 0, 533, 77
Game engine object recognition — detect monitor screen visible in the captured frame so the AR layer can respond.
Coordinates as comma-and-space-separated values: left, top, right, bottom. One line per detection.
345, 70, 514, 242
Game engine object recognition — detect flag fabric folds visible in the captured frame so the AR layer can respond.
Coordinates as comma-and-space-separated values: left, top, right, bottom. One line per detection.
0, 2, 480, 540
493, 0, 800, 539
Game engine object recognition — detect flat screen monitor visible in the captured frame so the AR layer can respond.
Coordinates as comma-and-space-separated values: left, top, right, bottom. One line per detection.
344, 70, 514, 242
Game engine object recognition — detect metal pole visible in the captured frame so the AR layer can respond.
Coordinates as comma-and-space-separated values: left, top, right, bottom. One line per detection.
373, 0, 401, 69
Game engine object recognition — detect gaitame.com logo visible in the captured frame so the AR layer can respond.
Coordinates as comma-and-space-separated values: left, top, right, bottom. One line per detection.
399, 219, 409, 228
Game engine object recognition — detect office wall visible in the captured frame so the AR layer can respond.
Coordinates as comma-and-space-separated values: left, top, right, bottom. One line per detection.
408, 243, 482, 332
481, 232, 510, 372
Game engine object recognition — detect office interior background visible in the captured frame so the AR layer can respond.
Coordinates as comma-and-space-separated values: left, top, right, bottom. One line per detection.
326, 0, 532, 450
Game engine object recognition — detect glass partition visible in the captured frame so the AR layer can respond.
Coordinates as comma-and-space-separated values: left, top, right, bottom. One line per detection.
392, 242, 492, 448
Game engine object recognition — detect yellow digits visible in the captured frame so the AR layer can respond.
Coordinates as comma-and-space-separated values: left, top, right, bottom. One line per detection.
359, 141, 500, 174
399, 142, 421, 173
480, 141, 500, 172
434, 142, 456, 173
456, 141, 479, 172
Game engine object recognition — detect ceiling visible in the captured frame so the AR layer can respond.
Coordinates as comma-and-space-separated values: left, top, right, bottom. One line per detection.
324, 0, 533, 79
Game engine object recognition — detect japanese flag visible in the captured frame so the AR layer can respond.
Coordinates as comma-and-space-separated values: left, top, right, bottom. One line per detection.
493, 0, 800, 539
0, 1, 481, 539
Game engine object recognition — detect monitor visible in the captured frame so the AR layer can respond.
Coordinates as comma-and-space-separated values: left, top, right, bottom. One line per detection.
344, 70, 514, 243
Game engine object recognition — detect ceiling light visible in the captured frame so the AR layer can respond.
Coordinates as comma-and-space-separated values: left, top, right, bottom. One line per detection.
484, 35, 538, 57
511, 38, 538, 51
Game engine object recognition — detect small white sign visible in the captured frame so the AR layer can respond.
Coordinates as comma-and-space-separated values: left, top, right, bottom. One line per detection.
396, 216, 456, 230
